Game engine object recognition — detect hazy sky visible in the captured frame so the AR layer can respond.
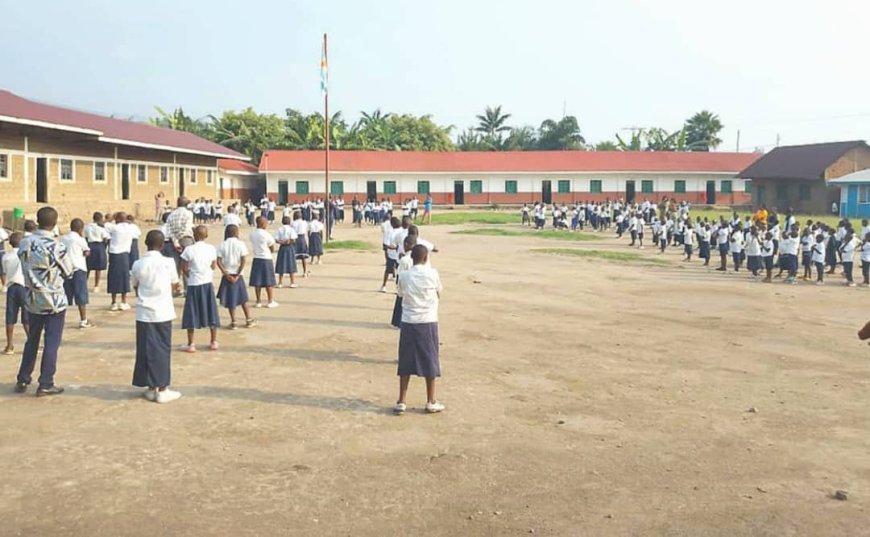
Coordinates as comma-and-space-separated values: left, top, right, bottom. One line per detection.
1, 0, 868, 151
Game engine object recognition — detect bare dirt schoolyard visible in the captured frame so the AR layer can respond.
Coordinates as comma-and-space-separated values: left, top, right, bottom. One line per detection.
0, 221, 868, 536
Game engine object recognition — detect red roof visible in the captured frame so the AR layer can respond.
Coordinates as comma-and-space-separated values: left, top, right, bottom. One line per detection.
260, 150, 760, 173
0, 90, 248, 160
218, 159, 260, 174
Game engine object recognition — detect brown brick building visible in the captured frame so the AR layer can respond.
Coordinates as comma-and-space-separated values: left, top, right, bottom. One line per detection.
0, 90, 248, 221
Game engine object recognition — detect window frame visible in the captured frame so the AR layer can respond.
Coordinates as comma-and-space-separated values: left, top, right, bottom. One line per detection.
505, 180, 518, 194
417, 180, 430, 195
330, 180, 344, 195
641, 180, 654, 194
160, 166, 169, 184
0, 154, 8, 180
557, 180, 570, 194
674, 180, 686, 194
859, 185, 870, 204
720, 180, 733, 194
384, 181, 397, 195
93, 161, 106, 183
135, 164, 146, 184
590, 180, 602, 194
470, 180, 483, 194
60, 158, 75, 182
206, 170, 214, 185
744, 180, 752, 194
296, 180, 310, 195
190, 169, 198, 184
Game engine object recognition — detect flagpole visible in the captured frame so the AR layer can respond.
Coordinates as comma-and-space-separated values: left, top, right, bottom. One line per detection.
323, 32, 330, 243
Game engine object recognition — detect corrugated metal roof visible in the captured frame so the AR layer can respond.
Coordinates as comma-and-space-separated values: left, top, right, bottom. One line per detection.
737, 141, 866, 180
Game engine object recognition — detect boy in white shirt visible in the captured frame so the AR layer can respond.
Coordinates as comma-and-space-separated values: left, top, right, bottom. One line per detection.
131, 229, 181, 403
3, 233, 29, 355
249, 216, 279, 308
839, 230, 860, 287
811, 234, 826, 285
861, 231, 870, 286
0, 225, 8, 291
746, 227, 762, 278
61, 219, 94, 329
381, 217, 402, 293
217, 225, 256, 329
729, 226, 745, 272
683, 221, 695, 262
180, 226, 220, 352
780, 231, 800, 284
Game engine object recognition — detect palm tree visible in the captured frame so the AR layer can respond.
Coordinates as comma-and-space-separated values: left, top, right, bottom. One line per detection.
457, 128, 489, 151
474, 105, 512, 150
505, 126, 538, 151
615, 129, 645, 151
537, 116, 586, 150
594, 141, 619, 151
684, 111, 723, 151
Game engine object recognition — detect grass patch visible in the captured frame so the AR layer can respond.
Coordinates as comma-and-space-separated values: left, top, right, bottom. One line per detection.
691, 208, 839, 228
452, 228, 599, 241
424, 212, 518, 225
532, 248, 670, 265
324, 240, 373, 251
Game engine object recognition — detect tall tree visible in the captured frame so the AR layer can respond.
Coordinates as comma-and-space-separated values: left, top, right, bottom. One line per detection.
149, 106, 209, 137
536, 116, 586, 150
593, 140, 619, 151
474, 105, 512, 150
615, 129, 645, 151
457, 128, 490, 151
505, 126, 538, 151
684, 111, 723, 151
209, 108, 287, 164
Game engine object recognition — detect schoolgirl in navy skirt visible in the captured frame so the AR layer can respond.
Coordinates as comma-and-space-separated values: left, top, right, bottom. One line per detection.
309, 214, 325, 264
180, 226, 220, 352
274, 217, 299, 288
291, 211, 311, 276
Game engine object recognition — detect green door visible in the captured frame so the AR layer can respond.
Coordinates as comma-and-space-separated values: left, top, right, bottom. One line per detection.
278, 181, 289, 205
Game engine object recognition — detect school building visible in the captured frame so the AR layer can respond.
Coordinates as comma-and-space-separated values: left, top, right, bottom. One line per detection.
0, 90, 248, 221
829, 169, 870, 219
218, 159, 264, 202
737, 141, 870, 215
260, 150, 760, 206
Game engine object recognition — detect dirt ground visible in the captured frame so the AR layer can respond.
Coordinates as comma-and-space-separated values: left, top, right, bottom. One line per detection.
0, 220, 868, 536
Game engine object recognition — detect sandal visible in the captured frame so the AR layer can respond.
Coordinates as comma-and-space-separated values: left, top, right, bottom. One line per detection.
228, 322, 238, 330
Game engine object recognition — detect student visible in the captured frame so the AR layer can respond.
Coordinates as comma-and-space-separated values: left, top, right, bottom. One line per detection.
658, 220, 668, 254
0, 224, 8, 291
180, 226, 220, 352
811, 233, 826, 285
61, 219, 95, 329
217, 225, 256, 330
3, 233, 29, 355
800, 227, 814, 281
839, 230, 859, 287
131, 230, 182, 403
394, 245, 444, 415
760, 231, 775, 283
292, 211, 311, 277
381, 217, 402, 293
730, 226, 745, 272
274, 216, 299, 289
715, 221, 730, 271
628, 213, 638, 246
521, 204, 531, 227
250, 216, 279, 308
391, 236, 417, 328
14, 207, 74, 397
107, 212, 134, 311
862, 232, 870, 286
126, 214, 142, 267
780, 231, 800, 284
636, 217, 645, 249
746, 227, 761, 277
309, 213, 325, 265
84, 212, 110, 292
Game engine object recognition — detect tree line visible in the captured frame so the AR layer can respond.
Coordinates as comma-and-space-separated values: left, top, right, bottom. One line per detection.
149, 105, 724, 165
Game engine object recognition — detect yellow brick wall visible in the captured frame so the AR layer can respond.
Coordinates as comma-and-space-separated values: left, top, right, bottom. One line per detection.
825, 146, 870, 180
0, 154, 26, 205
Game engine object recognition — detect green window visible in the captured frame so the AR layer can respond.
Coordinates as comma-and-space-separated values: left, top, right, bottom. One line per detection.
641, 180, 654, 194
295, 180, 309, 195
799, 184, 810, 201
330, 181, 344, 195
470, 180, 483, 194
674, 180, 686, 194
776, 184, 788, 200
590, 180, 602, 193
417, 181, 430, 194
384, 181, 397, 195
744, 180, 752, 193
557, 180, 570, 193
720, 180, 732, 194
505, 180, 518, 194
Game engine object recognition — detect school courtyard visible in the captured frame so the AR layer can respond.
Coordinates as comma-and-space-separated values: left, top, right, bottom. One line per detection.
0, 217, 868, 536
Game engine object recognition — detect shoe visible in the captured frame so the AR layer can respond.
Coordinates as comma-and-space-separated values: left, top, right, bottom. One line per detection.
13, 382, 27, 393
425, 401, 446, 414
119, 303, 131, 311
228, 322, 237, 331
109, 303, 120, 312
156, 389, 182, 404
2, 347, 13, 356
36, 385, 65, 397
209, 341, 220, 351
380, 286, 387, 293
92, 286, 99, 293
848, 282, 857, 288
143, 389, 156, 402
79, 320, 95, 329
267, 301, 279, 309
289, 283, 299, 289
245, 319, 257, 328
254, 302, 263, 309
393, 402, 406, 415
276, 283, 284, 289
816, 281, 825, 286
180, 344, 196, 353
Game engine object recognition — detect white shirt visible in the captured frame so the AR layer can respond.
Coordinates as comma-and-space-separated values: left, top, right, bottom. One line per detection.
223, 213, 242, 228
131, 251, 179, 323
107, 222, 135, 254
729, 232, 744, 254
811, 241, 826, 264
61, 232, 90, 272
397, 265, 442, 324
250, 229, 276, 259
310, 220, 324, 234
388, 229, 408, 261
746, 236, 761, 256
780, 237, 799, 256
84, 223, 110, 243
292, 219, 309, 236
217, 237, 248, 275
2, 251, 24, 287
0, 228, 8, 249
761, 239, 774, 257
841, 237, 860, 261
181, 241, 217, 286
862, 242, 870, 263
274, 225, 298, 243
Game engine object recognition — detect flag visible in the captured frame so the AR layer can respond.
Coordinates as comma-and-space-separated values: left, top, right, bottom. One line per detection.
320, 38, 328, 96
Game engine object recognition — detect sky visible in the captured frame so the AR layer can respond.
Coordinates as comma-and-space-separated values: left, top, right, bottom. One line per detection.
1, 0, 868, 152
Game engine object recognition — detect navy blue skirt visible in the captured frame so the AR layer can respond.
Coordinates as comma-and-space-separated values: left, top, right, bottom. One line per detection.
182, 283, 220, 329
129, 239, 139, 266
63, 270, 89, 306
249, 258, 276, 288
217, 275, 249, 308
391, 296, 403, 328
107, 252, 131, 294
275, 244, 298, 274
133, 321, 172, 388
161, 240, 175, 259
398, 322, 440, 378
309, 232, 324, 257
87, 242, 108, 271
295, 236, 310, 259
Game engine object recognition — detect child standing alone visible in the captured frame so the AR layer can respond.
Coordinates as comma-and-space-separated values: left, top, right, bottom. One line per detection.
180, 226, 221, 352
3, 233, 29, 355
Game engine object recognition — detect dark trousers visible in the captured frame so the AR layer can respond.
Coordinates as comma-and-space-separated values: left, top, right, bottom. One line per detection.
863, 261, 870, 283
17, 310, 66, 388
843, 261, 854, 282
815, 262, 825, 281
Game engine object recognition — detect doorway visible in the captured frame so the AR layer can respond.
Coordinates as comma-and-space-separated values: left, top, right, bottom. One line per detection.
179, 168, 185, 197
366, 181, 377, 201
121, 164, 130, 200
706, 180, 716, 204
542, 180, 552, 204
453, 180, 465, 205
278, 181, 289, 205
625, 180, 636, 203
36, 158, 47, 203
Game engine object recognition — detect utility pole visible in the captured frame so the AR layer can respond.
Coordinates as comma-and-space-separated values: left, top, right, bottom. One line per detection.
736, 130, 741, 152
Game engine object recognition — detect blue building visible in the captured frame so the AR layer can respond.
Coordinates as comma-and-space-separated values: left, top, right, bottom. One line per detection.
830, 169, 870, 219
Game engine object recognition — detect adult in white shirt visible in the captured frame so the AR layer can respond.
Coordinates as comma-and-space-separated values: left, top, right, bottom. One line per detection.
61, 219, 94, 328
394, 245, 444, 415
107, 213, 135, 311
131, 229, 181, 404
